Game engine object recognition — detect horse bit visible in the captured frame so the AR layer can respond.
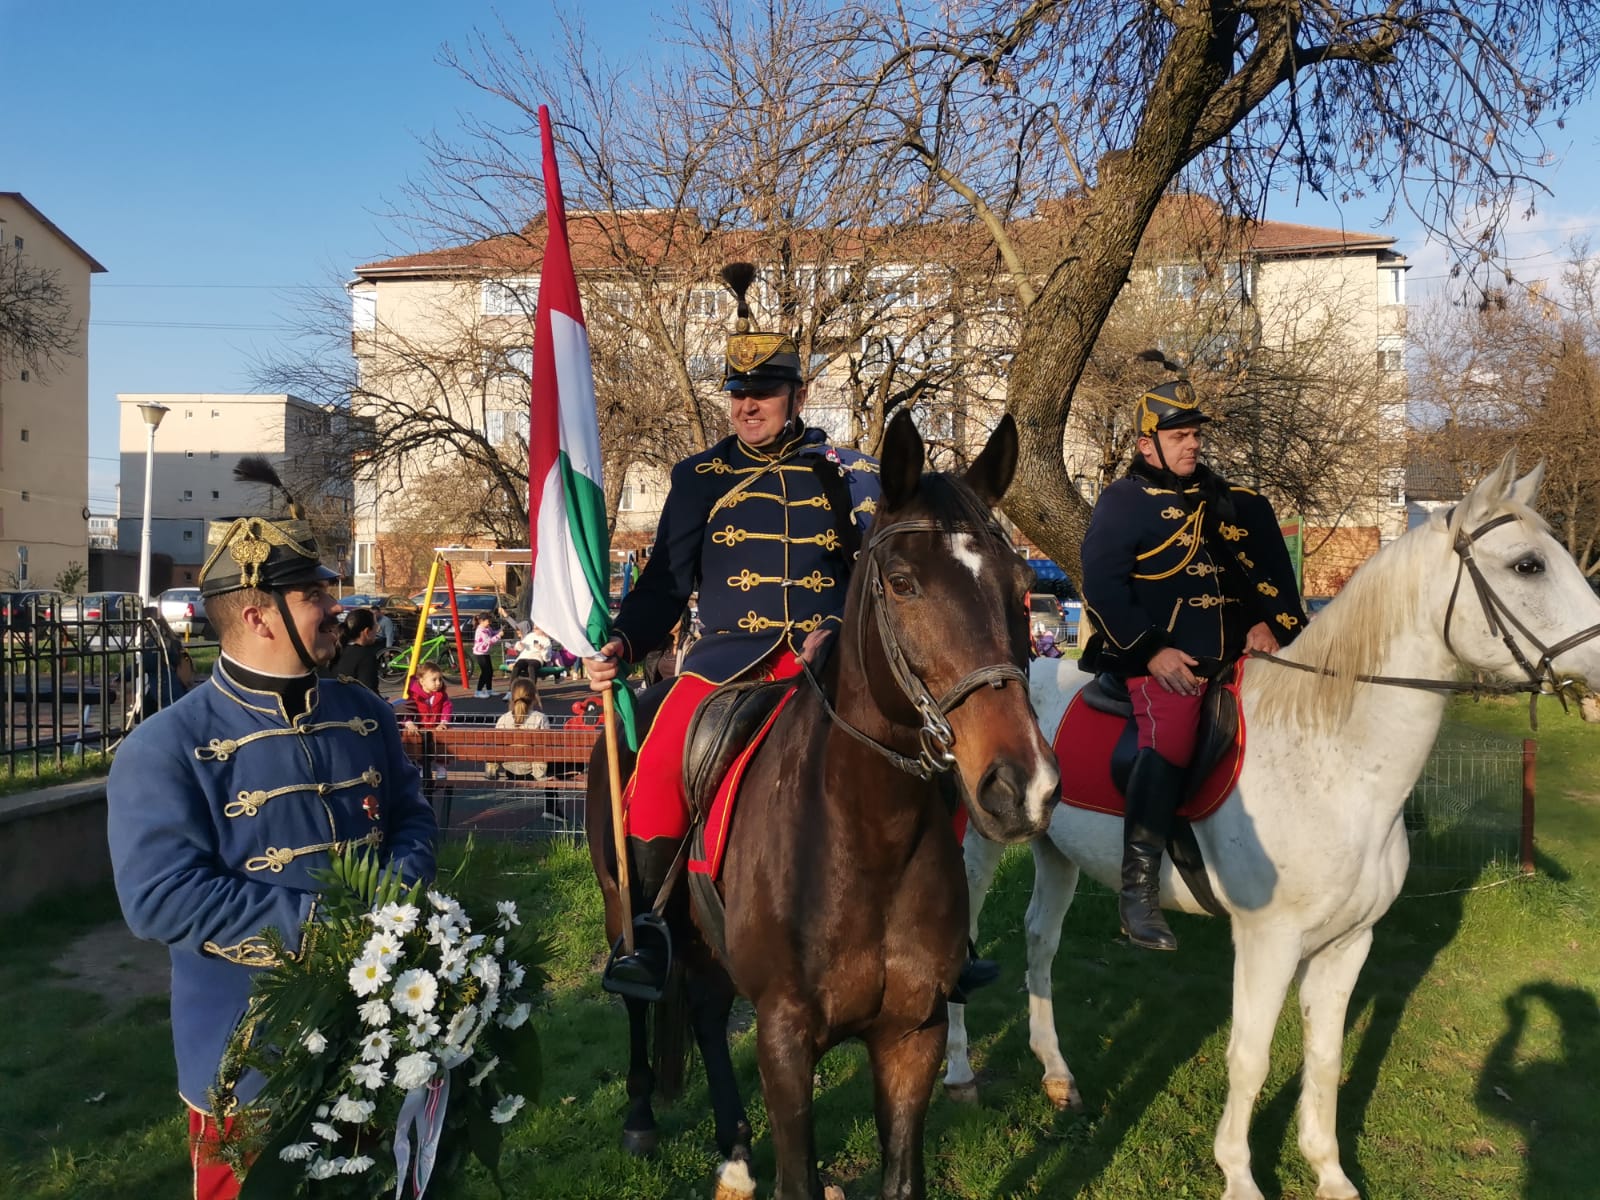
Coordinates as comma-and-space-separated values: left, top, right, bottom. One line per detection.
1255, 511, 1600, 726
800, 516, 1029, 779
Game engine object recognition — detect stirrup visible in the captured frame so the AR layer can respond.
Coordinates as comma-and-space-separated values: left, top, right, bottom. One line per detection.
601, 912, 675, 1002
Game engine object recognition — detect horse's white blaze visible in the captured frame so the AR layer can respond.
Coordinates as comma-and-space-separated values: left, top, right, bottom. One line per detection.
950, 458, 1600, 1200
951, 532, 984, 578
1023, 738, 1059, 828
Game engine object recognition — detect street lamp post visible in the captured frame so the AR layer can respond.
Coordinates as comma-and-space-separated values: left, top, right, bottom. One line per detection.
136, 402, 170, 604
132, 402, 169, 726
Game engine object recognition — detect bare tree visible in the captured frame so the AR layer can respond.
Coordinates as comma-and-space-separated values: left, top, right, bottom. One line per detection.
845, 0, 1600, 578
0, 240, 79, 378
1411, 245, 1600, 577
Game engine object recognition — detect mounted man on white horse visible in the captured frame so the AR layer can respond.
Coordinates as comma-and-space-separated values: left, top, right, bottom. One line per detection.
1079, 361, 1307, 950
950, 449, 1600, 1200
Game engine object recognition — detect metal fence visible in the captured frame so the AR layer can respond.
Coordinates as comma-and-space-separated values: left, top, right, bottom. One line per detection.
1404, 720, 1534, 884
411, 713, 598, 842
2, 596, 193, 777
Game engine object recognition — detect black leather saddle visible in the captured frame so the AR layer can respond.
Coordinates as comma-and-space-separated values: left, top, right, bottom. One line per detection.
1082, 671, 1240, 797
681, 677, 794, 820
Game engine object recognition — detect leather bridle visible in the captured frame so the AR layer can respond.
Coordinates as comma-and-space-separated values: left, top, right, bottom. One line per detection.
1253, 510, 1600, 726
800, 516, 1029, 779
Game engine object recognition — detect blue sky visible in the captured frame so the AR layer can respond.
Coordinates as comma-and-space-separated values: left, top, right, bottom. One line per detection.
3, 1, 1597, 515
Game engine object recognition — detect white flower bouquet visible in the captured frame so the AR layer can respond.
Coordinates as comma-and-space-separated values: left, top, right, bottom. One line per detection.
217, 847, 550, 1197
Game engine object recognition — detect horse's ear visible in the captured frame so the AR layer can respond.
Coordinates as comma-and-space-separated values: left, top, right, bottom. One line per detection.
1453, 450, 1519, 536
1510, 458, 1546, 509
879, 409, 924, 512
963, 413, 1018, 508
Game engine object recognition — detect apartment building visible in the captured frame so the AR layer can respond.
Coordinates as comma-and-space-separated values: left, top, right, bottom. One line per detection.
0, 193, 103, 590
117, 393, 353, 588
345, 199, 1408, 595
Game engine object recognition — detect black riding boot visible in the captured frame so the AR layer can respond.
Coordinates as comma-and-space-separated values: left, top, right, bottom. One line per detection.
603, 836, 679, 996
1119, 750, 1185, 952
951, 940, 1001, 1005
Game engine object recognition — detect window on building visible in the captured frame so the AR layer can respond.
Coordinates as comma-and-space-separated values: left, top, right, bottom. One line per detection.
211, 408, 220, 418
185, 449, 195, 458
618, 484, 635, 512
688, 287, 724, 319
18, 429, 27, 443
481, 278, 540, 316
210, 450, 220, 459
19, 491, 29, 502
1378, 268, 1406, 307
350, 289, 377, 332
689, 354, 721, 380
18, 370, 27, 382
211, 490, 220, 500
355, 542, 374, 576
181, 490, 193, 502
185, 409, 193, 419
503, 347, 532, 379
486, 410, 513, 446
183, 529, 195, 541
1376, 335, 1405, 373
1383, 466, 1406, 507
1156, 263, 1204, 299
12, 236, 22, 251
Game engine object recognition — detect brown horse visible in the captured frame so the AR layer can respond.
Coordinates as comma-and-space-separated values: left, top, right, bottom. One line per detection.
587, 411, 1060, 1199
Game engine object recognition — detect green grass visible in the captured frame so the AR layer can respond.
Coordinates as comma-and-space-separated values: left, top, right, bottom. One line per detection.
3, 697, 1597, 1198
0, 751, 110, 797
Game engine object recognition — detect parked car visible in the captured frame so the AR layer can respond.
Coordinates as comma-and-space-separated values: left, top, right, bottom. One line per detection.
337, 592, 420, 643
410, 588, 505, 635
1027, 592, 1061, 635
57, 591, 144, 649
158, 587, 210, 638
0, 589, 62, 633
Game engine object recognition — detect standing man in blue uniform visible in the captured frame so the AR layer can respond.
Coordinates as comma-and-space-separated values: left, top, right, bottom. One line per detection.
107, 461, 437, 1200
585, 262, 880, 993
1080, 377, 1305, 951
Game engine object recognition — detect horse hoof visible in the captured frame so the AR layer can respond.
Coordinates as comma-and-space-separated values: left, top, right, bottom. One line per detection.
713, 1157, 756, 1199
621, 1127, 658, 1157
944, 1080, 979, 1104
1044, 1077, 1084, 1112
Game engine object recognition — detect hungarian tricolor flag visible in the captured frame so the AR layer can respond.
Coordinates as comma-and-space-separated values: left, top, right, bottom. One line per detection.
528, 104, 635, 744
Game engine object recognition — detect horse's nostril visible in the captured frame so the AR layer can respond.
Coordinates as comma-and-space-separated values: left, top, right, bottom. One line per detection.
978, 760, 1024, 816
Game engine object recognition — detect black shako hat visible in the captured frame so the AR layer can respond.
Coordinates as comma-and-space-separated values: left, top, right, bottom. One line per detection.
199, 457, 339, 597
719, 262, 803, 391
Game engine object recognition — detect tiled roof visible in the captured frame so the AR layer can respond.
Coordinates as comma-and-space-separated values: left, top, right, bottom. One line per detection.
353, 193, 1397, 280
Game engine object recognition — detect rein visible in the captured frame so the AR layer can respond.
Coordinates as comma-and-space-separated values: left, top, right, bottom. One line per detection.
1250, 510, 1600, 729
799, 516, 1028, 780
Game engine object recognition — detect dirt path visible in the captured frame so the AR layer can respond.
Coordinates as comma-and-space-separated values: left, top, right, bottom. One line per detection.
53, 921, 169, 1011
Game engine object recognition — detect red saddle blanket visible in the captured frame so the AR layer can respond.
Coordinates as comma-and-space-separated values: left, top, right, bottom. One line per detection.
1052, 665, 1247, 822
688, 686, 798, 879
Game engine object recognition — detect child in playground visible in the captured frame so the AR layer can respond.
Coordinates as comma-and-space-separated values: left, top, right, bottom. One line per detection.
487, 677, 560, 817
403, 663, 453, 729
472, 614, 505, 698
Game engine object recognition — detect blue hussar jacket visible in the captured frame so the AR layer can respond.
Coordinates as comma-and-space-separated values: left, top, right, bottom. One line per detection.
612, 426, 880, 685
1080, 461, 1307, 676
107, 661, 437, 1112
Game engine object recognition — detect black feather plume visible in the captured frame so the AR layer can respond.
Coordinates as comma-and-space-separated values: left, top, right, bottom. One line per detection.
719, 262, 756, 320
1134, 347, 1186, 374
233, 456, 303, 519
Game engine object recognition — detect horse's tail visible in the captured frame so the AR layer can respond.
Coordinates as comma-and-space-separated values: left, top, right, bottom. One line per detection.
652, 962, 693, 1101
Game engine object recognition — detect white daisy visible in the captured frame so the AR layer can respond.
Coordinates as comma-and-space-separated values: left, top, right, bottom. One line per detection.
469, 955, 501, 993
506, 961, 526, 989
391, 968, 439, 1018
342, 1155, 376, 1174
278, 1141, 317, 1162
301, 1029, 329, 1055
489, 1094, 525, 1124
392, 1050, 437, 1090
372, 902, 420, 936
311, 1121, 340, 1142
360, 932, 403, 968
496, 899, 520, 929
349, 1062, 385, 1089
306, 1156, 340, 1180
443, 1004, 479, 1050
407, 1015, 441, 1046
331, 1094, 375, 1124
359, 1028, 394, 1063
357, 998, 392, 1028
347, 957, 391, 997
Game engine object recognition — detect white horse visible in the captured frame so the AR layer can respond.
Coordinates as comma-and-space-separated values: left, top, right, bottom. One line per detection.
945, 457, 1600, 1200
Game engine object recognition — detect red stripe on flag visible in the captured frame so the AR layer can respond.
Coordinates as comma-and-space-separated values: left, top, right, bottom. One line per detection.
529, 105, 585, 564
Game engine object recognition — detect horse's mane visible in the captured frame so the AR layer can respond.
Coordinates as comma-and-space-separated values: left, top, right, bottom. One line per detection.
1245, 495, 1549, 732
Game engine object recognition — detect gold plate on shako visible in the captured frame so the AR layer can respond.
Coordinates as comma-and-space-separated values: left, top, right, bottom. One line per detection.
725, 331, 790, 373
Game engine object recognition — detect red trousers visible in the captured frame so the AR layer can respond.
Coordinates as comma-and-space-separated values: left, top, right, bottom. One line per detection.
189, 1109, 241, 1200
1128, 675, 1208, 768
624, 652, 805, 840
